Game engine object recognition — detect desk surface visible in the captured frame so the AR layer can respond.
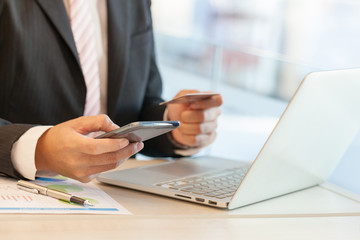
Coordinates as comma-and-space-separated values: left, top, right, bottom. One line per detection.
1, 158, 360, 240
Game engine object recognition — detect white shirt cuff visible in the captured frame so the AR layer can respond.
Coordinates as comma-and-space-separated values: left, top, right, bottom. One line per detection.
11, 125, 52, 180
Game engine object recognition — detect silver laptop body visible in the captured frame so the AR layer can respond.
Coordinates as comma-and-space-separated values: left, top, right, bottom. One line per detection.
97, 69, 360, 209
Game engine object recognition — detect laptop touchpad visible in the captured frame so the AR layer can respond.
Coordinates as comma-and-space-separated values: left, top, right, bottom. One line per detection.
143, 162, 216, 178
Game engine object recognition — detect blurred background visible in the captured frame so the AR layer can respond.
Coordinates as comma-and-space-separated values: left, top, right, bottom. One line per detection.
150, 0, 360, 195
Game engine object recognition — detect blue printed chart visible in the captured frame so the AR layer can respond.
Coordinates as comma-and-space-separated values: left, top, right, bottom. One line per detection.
0, 176, 131, 214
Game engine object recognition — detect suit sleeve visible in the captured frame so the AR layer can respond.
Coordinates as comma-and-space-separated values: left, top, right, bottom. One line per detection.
0, 0, 3, 16
138, 36, 181, 157
0, 118, 34, 178
137, 3, 181, 157
0, 1, 34, 178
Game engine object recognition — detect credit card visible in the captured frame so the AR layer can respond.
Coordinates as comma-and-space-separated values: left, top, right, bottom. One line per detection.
159, 93, 220, 105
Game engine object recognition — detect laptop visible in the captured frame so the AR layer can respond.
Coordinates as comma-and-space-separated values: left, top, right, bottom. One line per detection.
97, 69, 360, 209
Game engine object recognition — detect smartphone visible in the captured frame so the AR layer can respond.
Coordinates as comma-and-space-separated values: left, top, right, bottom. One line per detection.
95, 121, 180, 142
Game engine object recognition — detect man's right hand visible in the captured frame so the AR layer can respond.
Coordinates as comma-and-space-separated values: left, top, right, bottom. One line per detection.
35, 115, 143, 183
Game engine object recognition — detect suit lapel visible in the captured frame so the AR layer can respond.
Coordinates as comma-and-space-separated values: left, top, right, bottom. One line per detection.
35, 0, 81, 68
106, 0, 130, 118
36, 0, 130, 118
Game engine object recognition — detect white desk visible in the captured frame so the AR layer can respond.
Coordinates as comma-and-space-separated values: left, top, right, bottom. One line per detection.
2, 158, 360, 240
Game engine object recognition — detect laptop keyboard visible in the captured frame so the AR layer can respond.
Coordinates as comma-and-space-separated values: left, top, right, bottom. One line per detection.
155, 167, 249, 199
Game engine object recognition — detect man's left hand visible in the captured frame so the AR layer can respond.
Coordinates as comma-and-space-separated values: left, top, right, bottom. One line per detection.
167, 90, 223, 148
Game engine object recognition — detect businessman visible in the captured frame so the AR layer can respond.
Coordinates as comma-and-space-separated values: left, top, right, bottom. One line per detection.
0, 0, 222, 182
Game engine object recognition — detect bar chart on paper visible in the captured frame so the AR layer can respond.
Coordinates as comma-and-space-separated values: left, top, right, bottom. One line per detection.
0, 185, 35, 203
0, 176, 131, 214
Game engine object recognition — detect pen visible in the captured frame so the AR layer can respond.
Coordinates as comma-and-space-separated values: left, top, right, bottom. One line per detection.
17, 180, 93, 207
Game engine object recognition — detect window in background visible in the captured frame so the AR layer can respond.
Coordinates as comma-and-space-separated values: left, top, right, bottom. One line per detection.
152, 0, 360, 101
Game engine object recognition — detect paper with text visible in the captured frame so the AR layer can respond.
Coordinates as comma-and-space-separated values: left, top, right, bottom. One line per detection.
0, 176, 131, 214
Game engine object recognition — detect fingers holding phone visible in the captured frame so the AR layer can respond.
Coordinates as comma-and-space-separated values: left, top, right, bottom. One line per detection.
72, 141, 144, 183
35, 115, 144, 183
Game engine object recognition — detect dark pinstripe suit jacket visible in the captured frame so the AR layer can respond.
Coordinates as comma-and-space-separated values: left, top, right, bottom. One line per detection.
0, 0, 177, 179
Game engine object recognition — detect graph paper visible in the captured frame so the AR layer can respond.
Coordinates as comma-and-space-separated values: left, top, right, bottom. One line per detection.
0, 176, 131, 214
